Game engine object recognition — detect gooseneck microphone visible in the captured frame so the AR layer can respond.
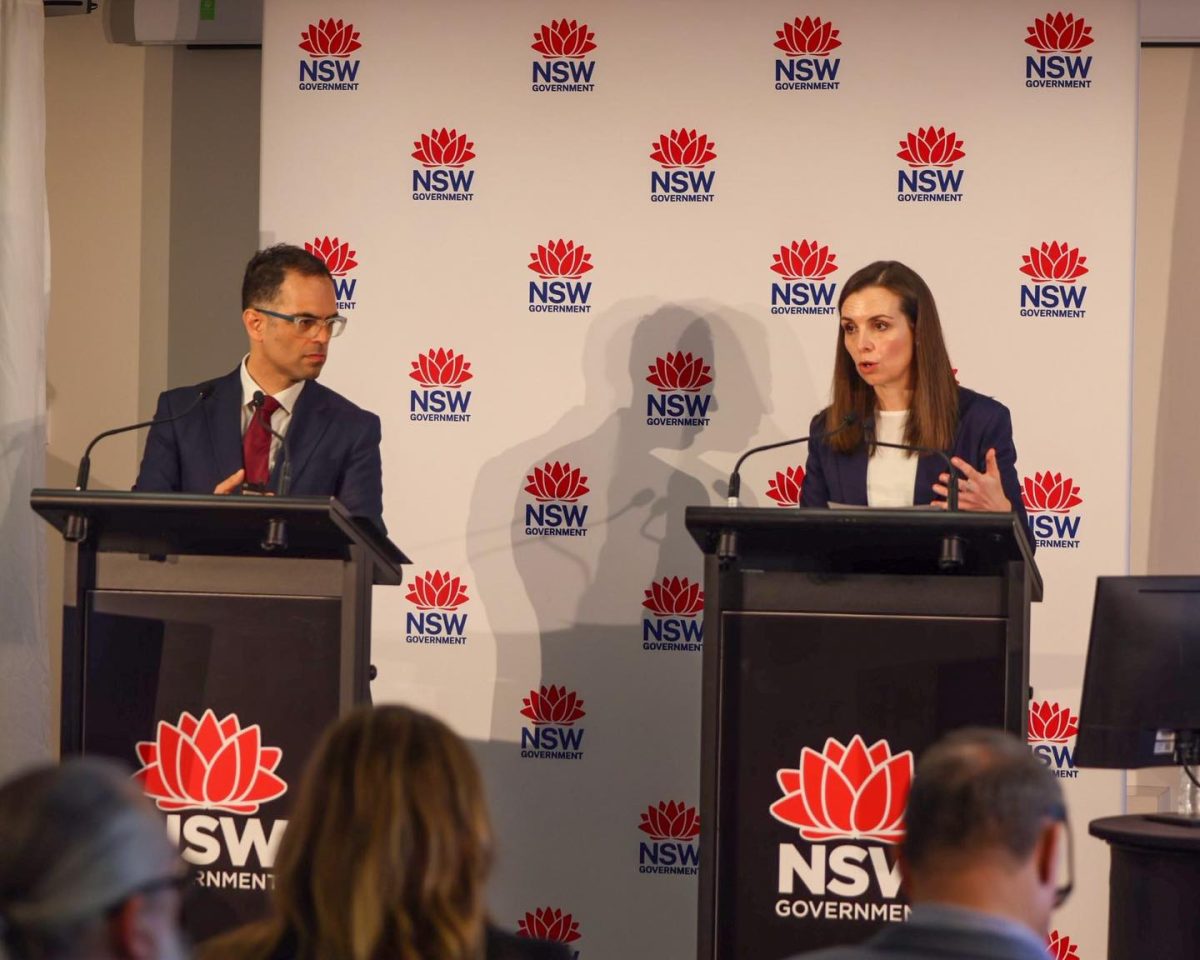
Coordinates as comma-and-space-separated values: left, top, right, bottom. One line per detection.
74, 380, 218, 491
863, 421, 965, 570
725, 413, 859, 508
249, 390, 292, 551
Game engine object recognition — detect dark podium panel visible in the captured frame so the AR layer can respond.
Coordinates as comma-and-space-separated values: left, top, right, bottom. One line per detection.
31, 490, 407, 941
1090, 815, 1200, 960
686, 507, 1040, 960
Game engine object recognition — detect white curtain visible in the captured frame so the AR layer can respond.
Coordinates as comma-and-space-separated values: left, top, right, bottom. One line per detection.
0, 0, 50, 776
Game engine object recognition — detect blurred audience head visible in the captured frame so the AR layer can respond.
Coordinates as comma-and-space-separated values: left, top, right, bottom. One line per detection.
900, 727, 1070, 936
0, 758, 186, 960
215, 704, 492, 960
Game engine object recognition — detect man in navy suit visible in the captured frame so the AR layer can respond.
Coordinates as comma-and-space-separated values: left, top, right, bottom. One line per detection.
793, 729, 1070, 960
135, 244, 384, 530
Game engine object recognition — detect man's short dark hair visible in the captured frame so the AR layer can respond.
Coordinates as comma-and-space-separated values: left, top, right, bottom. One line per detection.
241, 243, 332, 309
901, 728, 1064, 870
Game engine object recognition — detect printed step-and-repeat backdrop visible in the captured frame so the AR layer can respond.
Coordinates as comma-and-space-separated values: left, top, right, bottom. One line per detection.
155, 3, 1136, 959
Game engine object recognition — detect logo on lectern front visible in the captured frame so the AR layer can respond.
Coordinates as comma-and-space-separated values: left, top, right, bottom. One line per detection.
770, 735, 913, 923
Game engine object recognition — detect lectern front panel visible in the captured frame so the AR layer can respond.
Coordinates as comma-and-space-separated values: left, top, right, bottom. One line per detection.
82, 590, 340, 940
716, 611, 1005, 958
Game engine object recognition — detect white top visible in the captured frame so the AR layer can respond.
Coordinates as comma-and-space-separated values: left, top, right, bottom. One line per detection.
866, 410, 918, 507
239, 355, 305, 472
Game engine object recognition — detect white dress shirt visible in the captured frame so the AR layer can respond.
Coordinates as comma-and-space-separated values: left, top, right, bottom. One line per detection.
239, 355, 305, 474
866, 409, 919, 507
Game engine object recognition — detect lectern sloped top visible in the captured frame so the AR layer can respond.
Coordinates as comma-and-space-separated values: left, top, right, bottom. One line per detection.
686, 506, 1041, 599
30, 489, 408, 585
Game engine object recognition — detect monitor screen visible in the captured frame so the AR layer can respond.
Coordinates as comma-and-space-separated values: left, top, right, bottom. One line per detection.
1075, 576, 1200, 769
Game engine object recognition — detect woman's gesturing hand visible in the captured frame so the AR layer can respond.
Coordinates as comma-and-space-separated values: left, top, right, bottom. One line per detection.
932, 448, 1012, 511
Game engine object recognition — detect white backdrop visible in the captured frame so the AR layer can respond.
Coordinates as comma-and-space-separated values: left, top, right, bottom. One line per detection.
260, 3, 1137, 957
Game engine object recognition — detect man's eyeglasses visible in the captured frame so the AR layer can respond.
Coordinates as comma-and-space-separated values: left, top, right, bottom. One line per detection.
255, 307, 347, 338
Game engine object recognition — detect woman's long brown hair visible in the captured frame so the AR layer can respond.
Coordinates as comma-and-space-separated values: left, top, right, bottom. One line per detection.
825, 260, 959, 454
203, 705, 492, 960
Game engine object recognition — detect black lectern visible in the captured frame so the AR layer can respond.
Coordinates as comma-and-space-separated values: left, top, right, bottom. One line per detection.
685, 507, 1040, 960
31, 490, 407, 938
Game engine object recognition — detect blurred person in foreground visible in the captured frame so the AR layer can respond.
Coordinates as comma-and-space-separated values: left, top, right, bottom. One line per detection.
793, 728, 1071, 960
800, 261, 1032, 548
0, 758, 188, 960
201, 705, 569, 960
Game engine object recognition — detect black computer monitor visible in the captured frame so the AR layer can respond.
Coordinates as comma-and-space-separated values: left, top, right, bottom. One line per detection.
1075, 576, 1200, 769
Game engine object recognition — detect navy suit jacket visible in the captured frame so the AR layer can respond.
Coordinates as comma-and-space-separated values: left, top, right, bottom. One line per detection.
799, 387, 1031, 549
790, 920, 1051, 960
134, 367, 385, 530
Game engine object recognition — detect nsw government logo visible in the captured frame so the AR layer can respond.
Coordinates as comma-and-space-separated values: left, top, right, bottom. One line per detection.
766, 465, 805, 507
411, 128, 476, 202
530, 19, 596, 93
297, 18, 361, 92
1048, 930, 1082, 960
1025, 12, 1094, 89
519, 686, 586, 760
134, 710, 288, 892
528, 240, 593, 314
770, 240, 838, 315
409, 348, 472, 423
645, 353, 713, 427
896, 127, 965, 203
771, 736, 912, 923
773, 16, 842, 91
638, 801, 700, 875
650, 128, 717, 203
523, 461, 590, 538
1018, 241, 1088, 317
517, 908, 581, 960
305, 236, 357, 311
404, 570, 470, 646
642, 577, 704, 652
1028, 700, 1079, 780
1022, 469, 1083, 549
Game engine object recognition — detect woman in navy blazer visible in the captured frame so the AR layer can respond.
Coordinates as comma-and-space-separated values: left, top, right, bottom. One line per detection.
799, 261, 1032, 544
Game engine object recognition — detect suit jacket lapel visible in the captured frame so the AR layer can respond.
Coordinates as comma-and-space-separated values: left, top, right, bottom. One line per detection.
275, 380, 333, 490
207, 368, 244, 487
837, 443, 868, 506
914, 453, 943, 506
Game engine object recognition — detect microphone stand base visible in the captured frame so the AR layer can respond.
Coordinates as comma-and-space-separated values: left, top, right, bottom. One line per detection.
938, 533, 965, 571
63, 513, 89, 544
261, 518, 288, 552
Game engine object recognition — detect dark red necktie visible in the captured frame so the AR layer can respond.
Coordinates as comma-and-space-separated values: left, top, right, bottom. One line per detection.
242, 395, 281, 488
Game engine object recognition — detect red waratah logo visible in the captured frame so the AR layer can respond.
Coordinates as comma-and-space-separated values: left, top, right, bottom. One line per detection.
517, 908, 581, 944
1029, 701, 1080, 743
1021, 471, 1083, 513
531, 19, 596, 59
770, 735, 914, 843
897, 127, 966, 168
650, 128, 717, 169
409, 348, 473, 389
405, 570, 469, 611
134, 710, 286, 815
1026, 12, 1094, 54
643, 577, 704, 617
521, 686, 586, 725
298, 19, 361, 58
528, 239, 593, 279
639, 801, 701, 840
646, 353, 713, 393
1019, 241, 1088, 283
1047, 930, 1082, 960
305, 236, 357, 276
411, 128, 476, 168
766, 466, 805, 507
770, 240, 837, 280
774, 16, 841, 56
524, 461, 589, 502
